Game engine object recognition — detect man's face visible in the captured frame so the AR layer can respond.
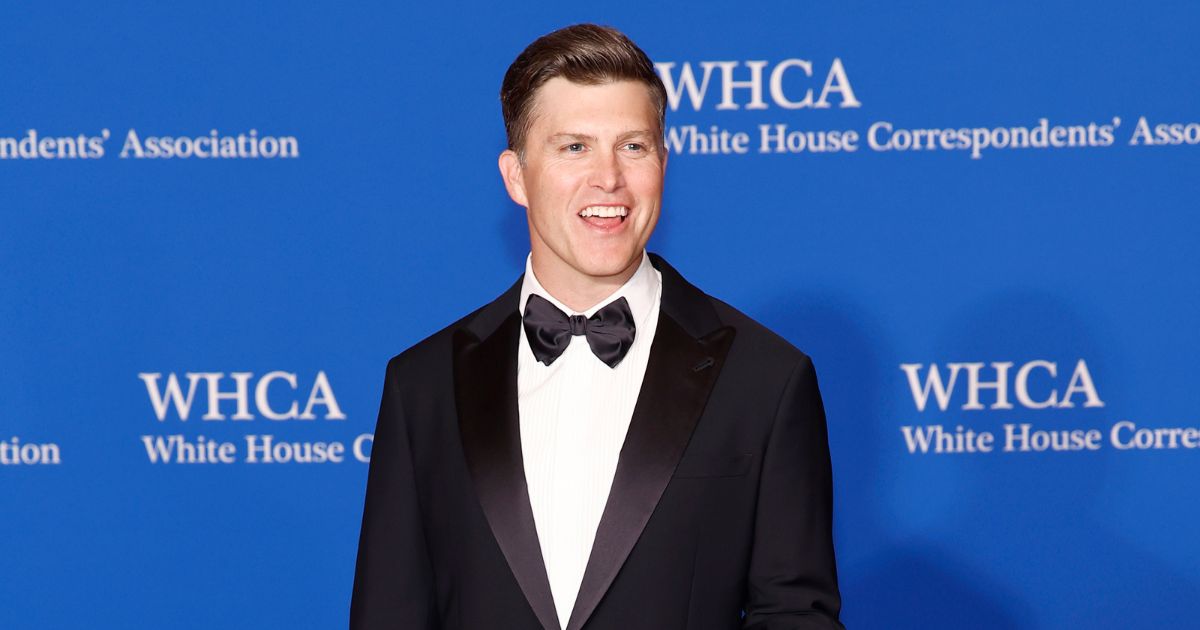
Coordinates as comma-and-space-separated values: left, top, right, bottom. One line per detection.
499, 78, 666, 289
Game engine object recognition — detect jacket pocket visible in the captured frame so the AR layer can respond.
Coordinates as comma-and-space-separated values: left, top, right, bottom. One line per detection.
672, 452, 753, 478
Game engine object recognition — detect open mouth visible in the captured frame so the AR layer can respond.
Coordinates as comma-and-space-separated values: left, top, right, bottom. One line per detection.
578, 205, 629, 229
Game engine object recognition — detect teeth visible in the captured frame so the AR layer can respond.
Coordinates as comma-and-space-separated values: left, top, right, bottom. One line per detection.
579, 206, 629, 218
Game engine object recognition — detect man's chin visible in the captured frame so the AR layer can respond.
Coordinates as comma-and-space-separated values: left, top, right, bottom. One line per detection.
575, 252, 644, 282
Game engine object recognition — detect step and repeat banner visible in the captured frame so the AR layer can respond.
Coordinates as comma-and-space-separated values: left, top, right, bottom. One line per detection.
3, 2, 1197, 628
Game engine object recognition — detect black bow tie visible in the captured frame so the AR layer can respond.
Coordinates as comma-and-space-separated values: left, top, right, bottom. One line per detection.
523, 293, 636, 368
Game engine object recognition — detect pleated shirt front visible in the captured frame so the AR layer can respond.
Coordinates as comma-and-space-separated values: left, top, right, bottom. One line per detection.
516, 251, 662, 629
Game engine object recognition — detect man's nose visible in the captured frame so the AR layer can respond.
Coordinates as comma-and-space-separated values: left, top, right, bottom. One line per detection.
588, 150, 624, 191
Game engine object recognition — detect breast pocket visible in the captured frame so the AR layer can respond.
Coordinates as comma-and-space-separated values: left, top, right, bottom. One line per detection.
672, 452, 754, 479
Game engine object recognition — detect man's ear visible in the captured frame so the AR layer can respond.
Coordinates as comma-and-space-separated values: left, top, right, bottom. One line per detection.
498, 149, 528, 208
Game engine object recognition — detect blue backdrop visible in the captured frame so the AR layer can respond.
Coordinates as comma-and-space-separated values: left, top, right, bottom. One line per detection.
4, 2, 1198, 628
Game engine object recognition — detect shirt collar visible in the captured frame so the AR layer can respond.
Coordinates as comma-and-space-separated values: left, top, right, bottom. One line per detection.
518, 250, 660, 328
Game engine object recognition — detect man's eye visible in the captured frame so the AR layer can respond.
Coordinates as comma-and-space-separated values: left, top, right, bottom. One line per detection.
565, 143, 585, 153
624, 143, 645, 152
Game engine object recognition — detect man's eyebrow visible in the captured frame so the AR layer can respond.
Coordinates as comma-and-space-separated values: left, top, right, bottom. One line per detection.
546, 130, 657, 143
547, 133, 598, 143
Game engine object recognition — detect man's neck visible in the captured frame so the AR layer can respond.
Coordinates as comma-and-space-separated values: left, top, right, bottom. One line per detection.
529, 253, 642, 313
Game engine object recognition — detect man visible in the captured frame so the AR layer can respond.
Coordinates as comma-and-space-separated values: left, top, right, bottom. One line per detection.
351, 24, 842, 630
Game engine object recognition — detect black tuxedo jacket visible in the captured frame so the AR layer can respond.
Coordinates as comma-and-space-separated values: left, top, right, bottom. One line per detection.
351, 254, 842, 630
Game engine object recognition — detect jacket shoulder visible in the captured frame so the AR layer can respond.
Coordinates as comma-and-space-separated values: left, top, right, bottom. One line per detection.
383, 303, 486, 380
382, 274, 522, 377
707, 295, 813, 372
652, 252, 811, 374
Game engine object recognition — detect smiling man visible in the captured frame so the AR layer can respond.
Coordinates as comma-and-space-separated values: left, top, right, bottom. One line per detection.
498, 75, 663, 312
351, 24, 843, 630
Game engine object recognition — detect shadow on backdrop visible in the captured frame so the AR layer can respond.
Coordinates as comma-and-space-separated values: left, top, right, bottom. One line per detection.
758, 290, 1029, 629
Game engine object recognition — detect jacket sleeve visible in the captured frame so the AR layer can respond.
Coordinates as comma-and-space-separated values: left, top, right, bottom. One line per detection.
350, 358, 438, 629
742, 355, 844, 629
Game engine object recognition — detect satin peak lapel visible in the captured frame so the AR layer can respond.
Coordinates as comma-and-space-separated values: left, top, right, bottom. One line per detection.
566, 313, 735, 630
454, 310, 560, 630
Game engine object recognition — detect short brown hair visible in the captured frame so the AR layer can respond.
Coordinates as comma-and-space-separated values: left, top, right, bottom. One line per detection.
500, 23, 668, 156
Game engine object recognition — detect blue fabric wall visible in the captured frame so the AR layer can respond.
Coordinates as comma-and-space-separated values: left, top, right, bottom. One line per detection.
3, 2, 1198, 628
